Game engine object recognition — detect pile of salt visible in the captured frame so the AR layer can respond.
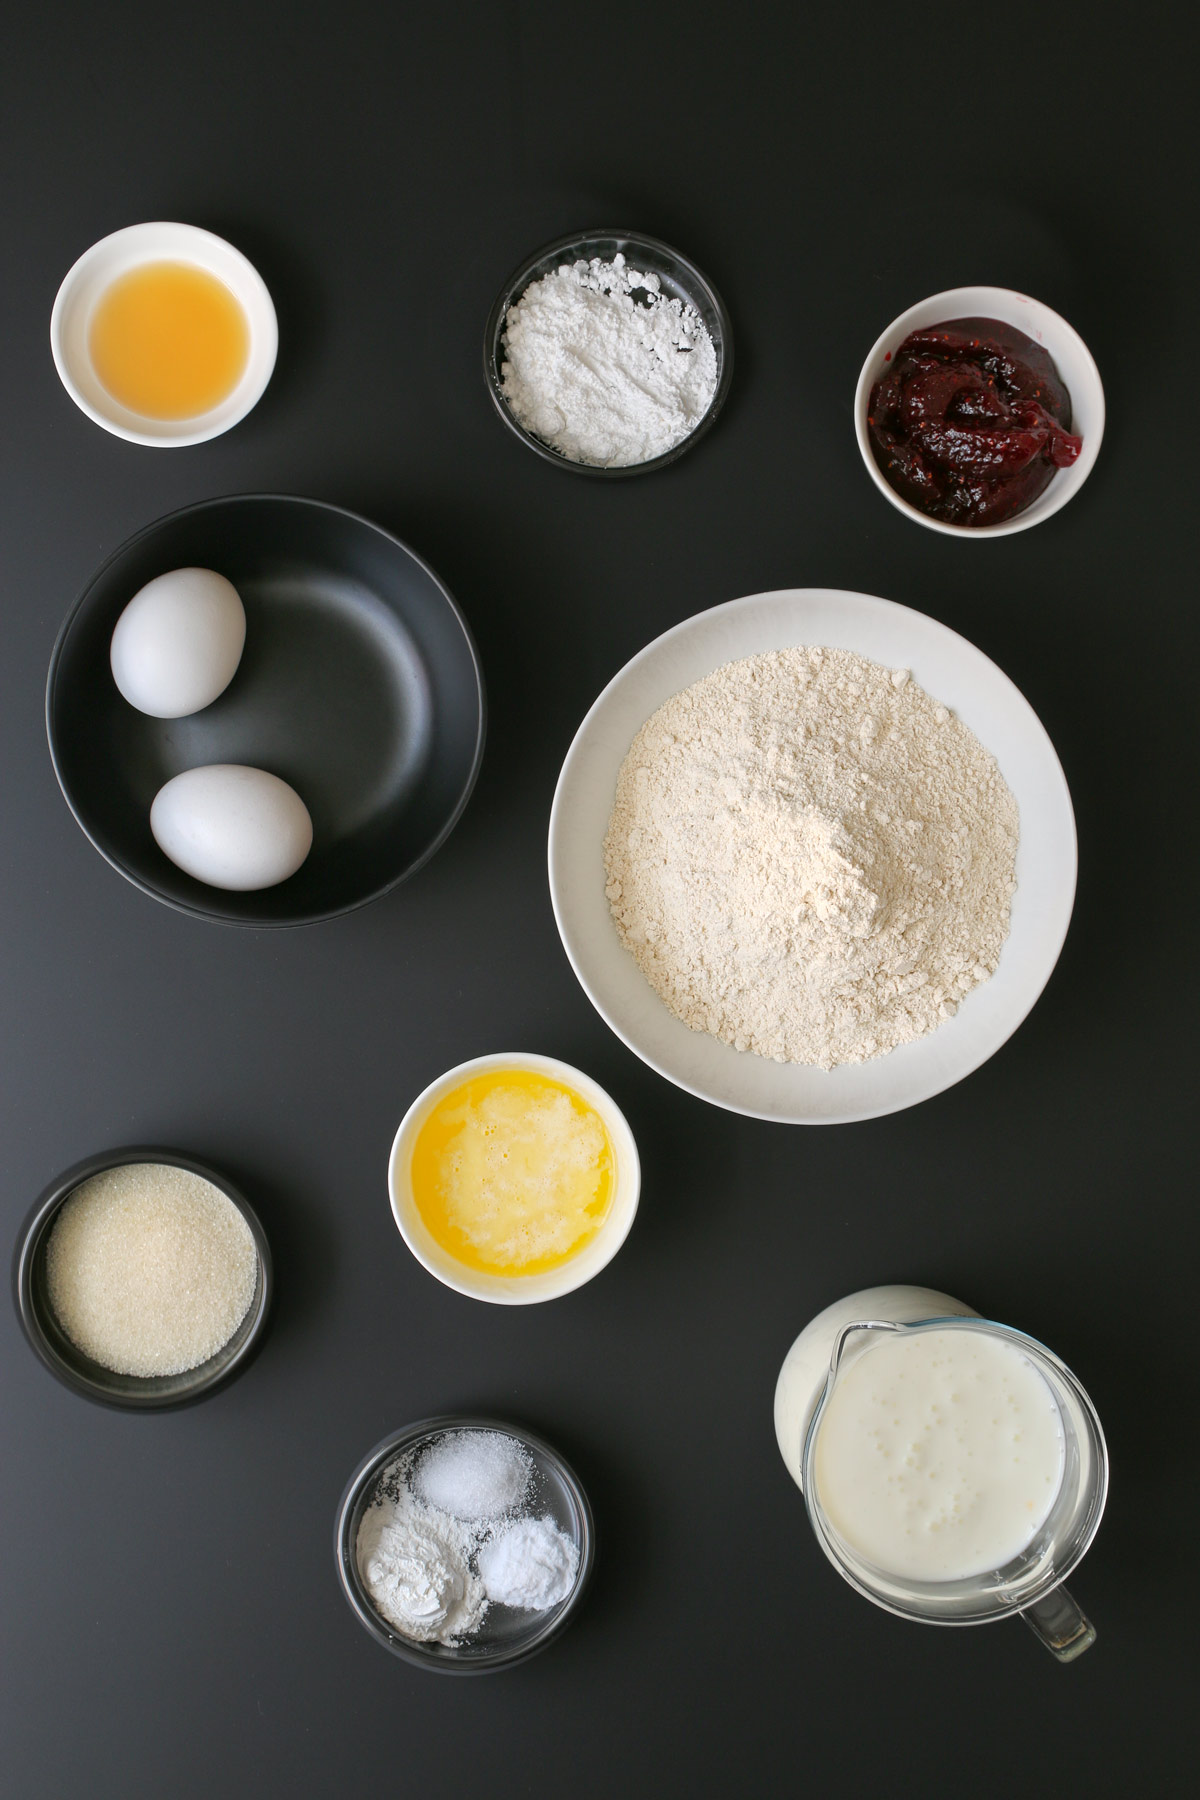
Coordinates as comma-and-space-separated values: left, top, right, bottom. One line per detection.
414, 1430, 532, 1520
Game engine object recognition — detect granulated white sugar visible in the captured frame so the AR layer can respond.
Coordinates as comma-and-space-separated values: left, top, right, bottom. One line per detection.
45, 1162, 258, 1377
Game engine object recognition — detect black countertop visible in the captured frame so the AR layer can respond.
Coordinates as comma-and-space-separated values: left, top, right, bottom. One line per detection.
2, 3, 1195, 1793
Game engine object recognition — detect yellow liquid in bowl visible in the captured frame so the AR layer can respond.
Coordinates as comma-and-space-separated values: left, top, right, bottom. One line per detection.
88, 261, 250, 420
410, 1068, 615, 1277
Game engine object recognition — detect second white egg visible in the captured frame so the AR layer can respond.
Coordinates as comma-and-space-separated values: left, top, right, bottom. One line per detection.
111, 567, 246, 718
150, 764, 313, 891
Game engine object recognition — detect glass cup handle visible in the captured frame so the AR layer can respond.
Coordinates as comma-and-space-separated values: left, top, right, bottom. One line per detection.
1020, 1584, 1097, 1662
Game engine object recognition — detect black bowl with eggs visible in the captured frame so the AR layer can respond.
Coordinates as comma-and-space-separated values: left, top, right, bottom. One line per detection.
46, 494, 486, 926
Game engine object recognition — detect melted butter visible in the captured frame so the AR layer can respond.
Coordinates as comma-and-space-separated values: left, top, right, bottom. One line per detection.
411, 1068, 614, 1276
89, 261, 249, 420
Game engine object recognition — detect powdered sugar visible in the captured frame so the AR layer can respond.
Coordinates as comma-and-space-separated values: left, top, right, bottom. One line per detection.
499, 254, 718, 467
603, 646, 1019, 1069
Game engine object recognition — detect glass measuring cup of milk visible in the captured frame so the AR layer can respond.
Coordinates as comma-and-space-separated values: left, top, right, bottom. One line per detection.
774, 1287, 1108, 1661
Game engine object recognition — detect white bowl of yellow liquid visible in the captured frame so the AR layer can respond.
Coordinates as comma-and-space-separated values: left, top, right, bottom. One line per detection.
51, 222, 277, 446
389, 1053, 640, 1304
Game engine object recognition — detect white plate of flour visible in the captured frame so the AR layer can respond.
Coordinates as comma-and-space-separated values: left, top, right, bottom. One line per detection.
548, 589, 1076, 1124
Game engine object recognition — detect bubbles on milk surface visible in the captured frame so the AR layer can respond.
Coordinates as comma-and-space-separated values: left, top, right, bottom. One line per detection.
814, 1328, 1066, 1582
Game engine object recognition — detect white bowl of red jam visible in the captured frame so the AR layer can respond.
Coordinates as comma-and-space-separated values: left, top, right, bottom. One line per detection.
855, 286, 1104, 537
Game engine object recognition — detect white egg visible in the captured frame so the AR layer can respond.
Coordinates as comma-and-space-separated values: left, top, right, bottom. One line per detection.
111, 567, 246, 718
150, 765, 313, 891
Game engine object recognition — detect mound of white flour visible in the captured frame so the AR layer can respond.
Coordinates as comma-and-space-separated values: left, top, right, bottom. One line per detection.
603, 647, 1019, 1069
357, 1457, 487, 1645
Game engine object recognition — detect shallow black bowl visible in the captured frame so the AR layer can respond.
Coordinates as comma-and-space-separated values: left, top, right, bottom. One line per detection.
46, 495, 485, 926
336, 1415, 595, 1673
14, 1147, 272, 1410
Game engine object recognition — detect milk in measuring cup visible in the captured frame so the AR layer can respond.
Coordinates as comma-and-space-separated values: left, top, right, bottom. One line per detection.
813, 1326, 1066, 1582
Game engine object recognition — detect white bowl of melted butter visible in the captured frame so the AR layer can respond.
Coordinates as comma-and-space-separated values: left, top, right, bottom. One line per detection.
388, 1053, 640, 1304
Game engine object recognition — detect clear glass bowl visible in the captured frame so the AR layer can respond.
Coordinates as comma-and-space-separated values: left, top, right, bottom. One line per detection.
483, 228, 733, 477
335, 1415, 594, 1673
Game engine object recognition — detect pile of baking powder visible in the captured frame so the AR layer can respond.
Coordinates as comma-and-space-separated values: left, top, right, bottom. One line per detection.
603, 647, 1019, 1069
499, 254, 718, 467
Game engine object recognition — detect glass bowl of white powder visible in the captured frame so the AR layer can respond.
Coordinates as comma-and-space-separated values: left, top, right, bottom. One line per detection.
484, 229, 733, 476
14, 1146, 272, 1409
335, 1416, 594, 1672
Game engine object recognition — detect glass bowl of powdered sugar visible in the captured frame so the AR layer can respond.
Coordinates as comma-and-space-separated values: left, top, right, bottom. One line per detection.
484, 228, 733, 475
335, 1416, 594, 1672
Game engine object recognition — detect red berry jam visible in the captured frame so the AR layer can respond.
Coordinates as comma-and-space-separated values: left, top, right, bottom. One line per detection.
867, 317, 1082, 527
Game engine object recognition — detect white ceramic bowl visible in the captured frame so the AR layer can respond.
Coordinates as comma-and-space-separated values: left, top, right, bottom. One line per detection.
388, 1053, 640, 1304
549, 589, 1077, 1125
854, 286, 1104, 538
50, 222, 278, 447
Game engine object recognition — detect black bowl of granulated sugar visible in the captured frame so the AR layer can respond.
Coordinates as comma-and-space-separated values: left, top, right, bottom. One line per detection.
14, 1147, 272, 1410
484, 228, 733, 477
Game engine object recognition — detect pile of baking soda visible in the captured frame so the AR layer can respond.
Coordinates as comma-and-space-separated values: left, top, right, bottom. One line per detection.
499, 254, 718, 467
356, 1429, 579, 1646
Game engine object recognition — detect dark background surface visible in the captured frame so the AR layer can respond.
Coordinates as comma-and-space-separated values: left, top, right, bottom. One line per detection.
2, 3, 1196, 1794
